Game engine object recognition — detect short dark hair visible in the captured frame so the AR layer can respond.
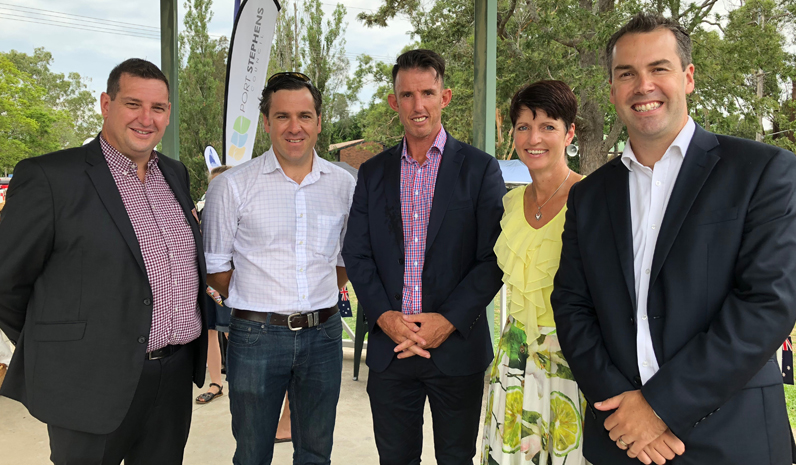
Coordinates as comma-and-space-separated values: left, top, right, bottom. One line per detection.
606, 12, 692, 79
510, 80, 578, 130
392, 49, 446, 89
259, 74, 322, 118
106, 58, 170, 100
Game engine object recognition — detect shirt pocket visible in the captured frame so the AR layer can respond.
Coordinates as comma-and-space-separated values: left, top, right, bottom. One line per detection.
313, 214, 345, 258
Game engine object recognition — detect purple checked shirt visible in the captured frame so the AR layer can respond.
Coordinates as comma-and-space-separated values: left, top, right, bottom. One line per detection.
400, 127, 447, 315
100, 136, 202, 352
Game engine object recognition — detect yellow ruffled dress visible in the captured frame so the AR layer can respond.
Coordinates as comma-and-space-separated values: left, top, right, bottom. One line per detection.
481, 185, 586, 465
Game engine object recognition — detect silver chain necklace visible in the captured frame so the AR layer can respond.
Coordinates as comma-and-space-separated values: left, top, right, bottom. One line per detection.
533, 169, 571, 221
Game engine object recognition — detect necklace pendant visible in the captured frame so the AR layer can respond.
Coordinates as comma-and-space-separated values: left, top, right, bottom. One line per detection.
535, 210, 542, 221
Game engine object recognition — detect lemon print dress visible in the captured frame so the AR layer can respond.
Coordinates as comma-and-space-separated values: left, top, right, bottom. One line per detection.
482, 186, 587, 465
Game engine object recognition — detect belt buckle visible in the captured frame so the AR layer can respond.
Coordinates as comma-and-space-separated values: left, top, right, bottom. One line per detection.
287, 312, 303, 331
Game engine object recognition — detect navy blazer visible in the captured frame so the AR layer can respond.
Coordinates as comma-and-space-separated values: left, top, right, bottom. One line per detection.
342, 132, 506, 376
552, 124, 796, 464
0, 137, 208, 435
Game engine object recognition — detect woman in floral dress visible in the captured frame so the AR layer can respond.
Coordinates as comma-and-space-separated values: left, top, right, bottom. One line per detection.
482, 80, 586, 465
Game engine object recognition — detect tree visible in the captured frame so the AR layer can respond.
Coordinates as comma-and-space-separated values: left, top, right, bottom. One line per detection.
179, 0, 229, 200
354, 0, 796, 174
4, 48, 102, 149
0, 55, 69, 172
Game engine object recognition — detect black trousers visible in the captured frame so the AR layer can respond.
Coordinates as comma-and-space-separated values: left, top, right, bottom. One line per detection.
367, 356, 485, 465
48, 343, 195, 465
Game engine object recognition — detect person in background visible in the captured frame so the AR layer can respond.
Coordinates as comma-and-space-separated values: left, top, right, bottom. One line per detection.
196, 165, 233, 405
481, 80, 585, 465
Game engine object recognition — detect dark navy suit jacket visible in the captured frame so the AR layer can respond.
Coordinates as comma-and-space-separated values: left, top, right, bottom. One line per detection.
342, 132, 506, 376
552, 124, 796, 464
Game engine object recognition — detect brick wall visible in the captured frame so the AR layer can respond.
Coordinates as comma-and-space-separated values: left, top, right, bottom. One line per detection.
339, 142, 384, 170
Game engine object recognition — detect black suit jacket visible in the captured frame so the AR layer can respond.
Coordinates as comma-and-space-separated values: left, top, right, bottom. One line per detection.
552, 124, 796, 464
0, 137, 208, 435
342, 132, 506, 376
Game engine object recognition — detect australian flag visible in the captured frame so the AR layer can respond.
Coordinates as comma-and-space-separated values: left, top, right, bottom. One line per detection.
783, 337, 793, 385
338, 285, 352, 318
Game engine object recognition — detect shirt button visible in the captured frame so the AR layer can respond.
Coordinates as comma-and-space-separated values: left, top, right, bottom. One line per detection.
414, 190, 418, 195
642, 315, 648, 320
651, 224, 656, 230
655, 181, 662, 186
302, 295, 306, 299
414, 213, 418, 219
414, 261, 418, 267
299, 213, 304, 218
642, 361, 649, 367
298, 241, 303, 245
414, 237, 417, 242
299, 268, 304, 272
645, 269, 650, 274
414, 286, 418, 291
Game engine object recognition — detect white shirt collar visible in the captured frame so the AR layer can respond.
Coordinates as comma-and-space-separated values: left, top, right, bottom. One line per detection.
260, 147, 332, 181
621, 116, 696, 171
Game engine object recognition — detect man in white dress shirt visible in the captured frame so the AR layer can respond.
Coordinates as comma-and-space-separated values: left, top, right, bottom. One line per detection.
202, 72, 355, 465
552, 12, 796, 465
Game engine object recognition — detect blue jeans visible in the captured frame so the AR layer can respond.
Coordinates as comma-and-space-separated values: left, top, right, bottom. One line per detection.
227, 312, 343, 465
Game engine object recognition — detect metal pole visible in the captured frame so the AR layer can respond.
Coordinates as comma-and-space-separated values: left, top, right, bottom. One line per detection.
160, 0, 180, 160
474, 0, 498, 346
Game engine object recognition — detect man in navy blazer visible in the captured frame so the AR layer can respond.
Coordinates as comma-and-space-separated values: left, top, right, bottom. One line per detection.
552, 13, 796, 465
342, 49, 505, 465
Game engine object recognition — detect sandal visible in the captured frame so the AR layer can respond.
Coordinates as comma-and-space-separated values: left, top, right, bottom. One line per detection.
195, 383, 223, 404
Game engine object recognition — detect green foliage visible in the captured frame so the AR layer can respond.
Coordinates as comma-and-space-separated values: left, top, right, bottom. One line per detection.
0, 55, 70, 172
4, 47, 102, 149
179, 0, 229, 200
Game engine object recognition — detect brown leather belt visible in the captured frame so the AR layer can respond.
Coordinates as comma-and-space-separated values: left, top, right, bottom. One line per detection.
231, 306, 338, 331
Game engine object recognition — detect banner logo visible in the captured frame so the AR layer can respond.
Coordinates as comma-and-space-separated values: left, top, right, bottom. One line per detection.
229, 116, 252, 161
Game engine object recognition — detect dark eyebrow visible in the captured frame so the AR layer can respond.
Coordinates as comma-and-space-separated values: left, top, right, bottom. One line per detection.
649, 59, 673, 67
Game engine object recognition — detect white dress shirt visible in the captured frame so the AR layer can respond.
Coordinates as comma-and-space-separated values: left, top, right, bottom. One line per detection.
202, 148, 355, 314
620, 117, 696, 384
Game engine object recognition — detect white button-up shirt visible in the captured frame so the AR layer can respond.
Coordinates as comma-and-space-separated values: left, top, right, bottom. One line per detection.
621, 117, 696, 384
202, 148, 355, 314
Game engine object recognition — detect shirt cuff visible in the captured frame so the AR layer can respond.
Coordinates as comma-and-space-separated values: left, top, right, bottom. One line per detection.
205, 253, 233, 274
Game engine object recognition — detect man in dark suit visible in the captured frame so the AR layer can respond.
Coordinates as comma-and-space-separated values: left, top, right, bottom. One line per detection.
342, 49, 506, 465
552, 13, 796, 465
0, 58, 208, 465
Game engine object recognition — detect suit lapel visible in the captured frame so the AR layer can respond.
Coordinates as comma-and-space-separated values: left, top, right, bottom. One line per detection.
605, 159, 637, 310
649, 126, 719, 286
426, 134, 464, 253
383, 144, 405, 254
158, 157, 206, 279
84, 138, 147, 274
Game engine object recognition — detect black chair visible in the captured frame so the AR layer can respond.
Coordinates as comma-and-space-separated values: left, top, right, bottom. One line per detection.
353, 301, 368, 381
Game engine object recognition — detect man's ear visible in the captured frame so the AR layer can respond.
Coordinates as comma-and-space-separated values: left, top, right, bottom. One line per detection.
388, 93, 399, 112
441, 88, 452, 109
100, 92, 111, 118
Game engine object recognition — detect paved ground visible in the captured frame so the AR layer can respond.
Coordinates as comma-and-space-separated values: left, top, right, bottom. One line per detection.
0, 347, 488, 464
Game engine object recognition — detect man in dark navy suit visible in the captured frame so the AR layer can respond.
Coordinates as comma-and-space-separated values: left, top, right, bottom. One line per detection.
552, 13, 796, 465
343, 49, 506, 465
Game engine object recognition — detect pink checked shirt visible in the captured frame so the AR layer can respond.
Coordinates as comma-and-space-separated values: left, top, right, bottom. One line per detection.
400, 127, 447, 315
101, 136, 202, 352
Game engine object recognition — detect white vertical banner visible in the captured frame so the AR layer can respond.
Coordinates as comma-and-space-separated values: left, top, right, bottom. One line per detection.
223, 0, 281, 166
